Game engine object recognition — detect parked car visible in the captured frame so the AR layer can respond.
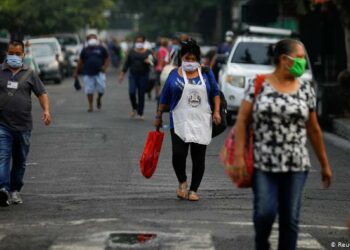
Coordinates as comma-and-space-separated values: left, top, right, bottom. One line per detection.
31, 43, 62, 84
54, 33, 82, 75
218, 26, 314, 123
28, 37, 67, 79
0, 37, 9, 64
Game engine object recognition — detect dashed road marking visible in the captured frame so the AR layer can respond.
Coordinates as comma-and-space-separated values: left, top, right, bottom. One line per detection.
140, 218, 349, 231
26, 162, 39, 166
0, 218, 120, 229
271, 232, 325, 250
55, 98, 67, 106
0, 217, 347, 231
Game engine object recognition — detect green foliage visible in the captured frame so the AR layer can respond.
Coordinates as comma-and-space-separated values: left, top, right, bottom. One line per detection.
114, 0, 219, 38
0, 0, 114, 35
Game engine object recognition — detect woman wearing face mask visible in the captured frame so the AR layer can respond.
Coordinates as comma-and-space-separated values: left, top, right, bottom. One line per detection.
119, 35, 153, 119
154, 39, 221, 201
23, 41, 40, 75
234, 39, 332, 250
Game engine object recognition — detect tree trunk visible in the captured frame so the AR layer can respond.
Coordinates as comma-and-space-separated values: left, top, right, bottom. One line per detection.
344, 25, 350, 70
215, 2, 223, 43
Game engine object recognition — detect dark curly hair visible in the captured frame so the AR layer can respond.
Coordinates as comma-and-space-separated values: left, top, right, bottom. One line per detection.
178, 39, 201, 66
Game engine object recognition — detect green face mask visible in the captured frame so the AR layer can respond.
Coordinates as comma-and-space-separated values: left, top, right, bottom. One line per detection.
287, 56, 307, 77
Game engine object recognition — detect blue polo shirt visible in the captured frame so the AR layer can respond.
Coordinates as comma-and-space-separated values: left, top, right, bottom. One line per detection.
159, 68, 220, 129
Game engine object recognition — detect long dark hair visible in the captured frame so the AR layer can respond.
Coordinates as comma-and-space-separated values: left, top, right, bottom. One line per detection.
178, 39, 201, 66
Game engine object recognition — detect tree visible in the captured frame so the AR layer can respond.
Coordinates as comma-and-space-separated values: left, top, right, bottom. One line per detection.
0, 0, 114, 38
113, 0, 220, 40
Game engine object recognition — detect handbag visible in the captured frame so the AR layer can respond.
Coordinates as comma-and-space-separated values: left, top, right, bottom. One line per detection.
200, 67, 228, 138
139, 130, 165, 178
74, 77, 82, 91
219, 74, 265, 188
212, 90, 228, 138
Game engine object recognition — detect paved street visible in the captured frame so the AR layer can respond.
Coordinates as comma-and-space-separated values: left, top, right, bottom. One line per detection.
0, 70, 349, 250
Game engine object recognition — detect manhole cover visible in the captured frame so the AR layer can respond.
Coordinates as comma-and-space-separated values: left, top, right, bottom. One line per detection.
106, 233, 157, 249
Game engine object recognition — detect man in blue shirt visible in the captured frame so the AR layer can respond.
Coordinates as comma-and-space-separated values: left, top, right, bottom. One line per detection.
74, 33, 109, 112
217, 30, 235, 55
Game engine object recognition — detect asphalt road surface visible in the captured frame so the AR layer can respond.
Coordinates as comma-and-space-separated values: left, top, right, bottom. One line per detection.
0, 69, 349, 250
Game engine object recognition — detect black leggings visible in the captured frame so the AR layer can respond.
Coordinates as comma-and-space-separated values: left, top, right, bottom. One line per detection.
170, 129, 207, 192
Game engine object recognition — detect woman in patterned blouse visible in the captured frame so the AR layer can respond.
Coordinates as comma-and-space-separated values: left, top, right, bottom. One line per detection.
234, 39, 333, 250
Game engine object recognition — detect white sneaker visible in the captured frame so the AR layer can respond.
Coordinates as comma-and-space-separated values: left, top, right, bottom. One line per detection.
10, 191, 23, 204
137, 115, 144, 121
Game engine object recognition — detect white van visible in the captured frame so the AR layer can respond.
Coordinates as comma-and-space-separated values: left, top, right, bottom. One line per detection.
218, 26, 314, 122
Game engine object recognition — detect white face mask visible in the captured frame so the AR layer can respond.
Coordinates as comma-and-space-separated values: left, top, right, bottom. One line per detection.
182, 61, 200, 72
135, 42, 144, 49
225, 36, 233, 43
87, 38, 98, 46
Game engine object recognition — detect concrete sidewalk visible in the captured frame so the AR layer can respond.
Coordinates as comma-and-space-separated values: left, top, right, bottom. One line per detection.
332, 118, 350, 141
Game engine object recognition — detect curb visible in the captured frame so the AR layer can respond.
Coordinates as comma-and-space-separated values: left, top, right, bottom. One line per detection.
332, 118, 350, 141
323, 132, 350, 153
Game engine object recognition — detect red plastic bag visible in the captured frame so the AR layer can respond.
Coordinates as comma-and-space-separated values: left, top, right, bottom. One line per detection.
140, 130, 164, 178
220, 126, 254, 188
219, 74, 265, 188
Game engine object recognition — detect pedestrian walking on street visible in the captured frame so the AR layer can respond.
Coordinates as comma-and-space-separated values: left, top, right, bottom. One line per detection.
154, 38, 169, 100
154, 39, 221, 201
0, 40, 51, 207
119, 35, 153, 120
108, 37, 122, 69
74, 33, 109, 112
234, 39, 333, 250
23, 41, 40, 75
217, 30, 235, 56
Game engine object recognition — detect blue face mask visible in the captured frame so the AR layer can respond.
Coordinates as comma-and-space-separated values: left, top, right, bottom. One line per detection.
6, 55, 23, 68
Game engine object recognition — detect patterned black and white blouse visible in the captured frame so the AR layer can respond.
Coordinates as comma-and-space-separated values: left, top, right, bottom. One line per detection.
244, 79, 316, 172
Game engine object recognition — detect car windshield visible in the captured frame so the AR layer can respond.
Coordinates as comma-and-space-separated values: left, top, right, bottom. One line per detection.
32, 44, 54, 58
57, 36, 79, 46
231, 42, 274, 65
31, 41, 58, 53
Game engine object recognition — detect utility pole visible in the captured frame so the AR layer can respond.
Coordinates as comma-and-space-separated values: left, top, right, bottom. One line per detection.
215, 0, 223, 43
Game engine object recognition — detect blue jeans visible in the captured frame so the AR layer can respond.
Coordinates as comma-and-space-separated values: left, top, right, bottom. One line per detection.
0, 126, 31, 192
253, 169, 308, 250
128, 73, 149, 116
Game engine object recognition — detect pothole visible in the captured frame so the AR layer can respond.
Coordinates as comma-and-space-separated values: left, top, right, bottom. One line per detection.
105, 233, 157, 249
